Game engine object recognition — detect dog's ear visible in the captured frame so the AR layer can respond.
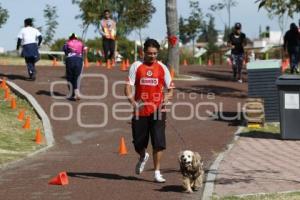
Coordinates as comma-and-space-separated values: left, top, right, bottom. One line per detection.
192, 152, 201, 169
178, 151, 183, 163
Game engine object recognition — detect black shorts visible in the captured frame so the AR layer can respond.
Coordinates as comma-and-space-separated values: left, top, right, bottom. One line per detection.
132, 112, 166, 152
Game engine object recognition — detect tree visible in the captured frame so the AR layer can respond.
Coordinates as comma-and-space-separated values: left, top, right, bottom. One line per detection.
50, 38, 67, 51
0, 3, 9, 29
166, 0, 179, 74
256, 0, 300, 18
198, 14, 218, 52
43, 4, 59, 46
256, 0, 292, 45
185, 0, 203, 56
179, 16, 189, 45
71, 0, 155, 38
209, 0, 237, 39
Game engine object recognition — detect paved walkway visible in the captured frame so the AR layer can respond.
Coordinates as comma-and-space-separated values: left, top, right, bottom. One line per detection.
214, 129, 300, 197
0, 64, 247, 200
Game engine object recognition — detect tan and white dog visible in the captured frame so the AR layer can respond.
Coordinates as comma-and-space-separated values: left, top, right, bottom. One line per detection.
178, 150, 204, 193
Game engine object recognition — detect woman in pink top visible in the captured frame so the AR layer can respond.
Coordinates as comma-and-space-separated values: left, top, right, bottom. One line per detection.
63, 33, 86, 100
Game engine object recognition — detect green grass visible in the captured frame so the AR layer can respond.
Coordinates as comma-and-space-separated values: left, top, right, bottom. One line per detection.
212, 191, 300, 200
239, 123, 280, 139
0, 88, 45, 165
0, 55, 60, 66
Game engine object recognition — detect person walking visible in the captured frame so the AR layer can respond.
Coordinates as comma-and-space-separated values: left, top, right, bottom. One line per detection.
124, 39, 174, 183
99, 9, 116, 64
284, 22, 300, 74
228, 22, 247, 83
63, 33, 86, 101
16, 18, 42, 81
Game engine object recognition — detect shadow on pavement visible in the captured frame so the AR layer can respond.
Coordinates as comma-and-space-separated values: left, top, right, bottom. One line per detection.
0, 73, 28, 81
214, 112, 244, 126
67, 172, 152, 182
36, 90, 66, 97
155, 185, 184, 193
176, 85, 247, 98
238, 131, 281, 140
188, 71, 233, 81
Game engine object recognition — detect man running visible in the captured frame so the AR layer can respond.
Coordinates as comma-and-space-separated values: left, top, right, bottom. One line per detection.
16, 18, 42, 81
228, 22, 247, 83
284, 23, 300, 74
125, 38, 174, 183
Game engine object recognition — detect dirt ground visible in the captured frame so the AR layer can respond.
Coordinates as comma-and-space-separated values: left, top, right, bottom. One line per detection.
0, 63, 247, 200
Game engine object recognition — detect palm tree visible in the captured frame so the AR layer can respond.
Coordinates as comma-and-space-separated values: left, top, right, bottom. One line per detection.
166, 0, 179, 75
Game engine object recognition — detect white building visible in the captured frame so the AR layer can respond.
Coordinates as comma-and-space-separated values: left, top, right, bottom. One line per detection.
253, 31, 283, 48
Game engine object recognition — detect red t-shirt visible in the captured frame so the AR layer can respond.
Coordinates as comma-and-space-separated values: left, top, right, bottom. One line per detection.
127, 61, 175, 116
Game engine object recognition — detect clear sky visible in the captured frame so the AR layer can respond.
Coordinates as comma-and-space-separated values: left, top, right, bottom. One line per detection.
0, 0, 296, 51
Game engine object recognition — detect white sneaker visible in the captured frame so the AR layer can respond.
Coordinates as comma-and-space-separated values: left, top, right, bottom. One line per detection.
238, 79, 243, 83
135, 152, 149, 175
154, 171, 166, 183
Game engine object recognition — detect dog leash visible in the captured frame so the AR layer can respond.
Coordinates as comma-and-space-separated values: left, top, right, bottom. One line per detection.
166, 113, 187, 149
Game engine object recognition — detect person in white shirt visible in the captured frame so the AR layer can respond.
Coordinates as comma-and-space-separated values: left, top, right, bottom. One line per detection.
16, 18, 43, 81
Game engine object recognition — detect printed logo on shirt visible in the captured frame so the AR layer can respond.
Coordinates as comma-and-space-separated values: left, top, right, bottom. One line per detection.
146, 70, 153, 77
140, 78, 158, 86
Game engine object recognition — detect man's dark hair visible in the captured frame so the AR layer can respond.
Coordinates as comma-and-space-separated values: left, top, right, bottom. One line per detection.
104, 9, 110, 14
290, 23, 297, 31
69, 33, 77, 40
24, 18, 33, 26
143, 38, 160, 51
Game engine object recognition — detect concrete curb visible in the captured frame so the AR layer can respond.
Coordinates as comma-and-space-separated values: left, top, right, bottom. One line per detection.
201, 126, 244, 200
0, 79, 55, 169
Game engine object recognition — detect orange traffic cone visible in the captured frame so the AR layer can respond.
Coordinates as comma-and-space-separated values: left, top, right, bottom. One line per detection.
1, 79, 7, 89
49, 172, 69, 185
282, 58, 289, 73
10, 97, 16, 109
106, 59, 112, 69
112, 59, 116, 67
52, 57, 58, 67
4, 88, 10, 100
35, 128, 43, 144
17, 110, 25, 121
183, 59, 188, 66
84, 57, 89, 68
22, 116, 30, 129
125, 59, 130, 69
170, 67, 175, 80
96, 60, 102, 67
120, 60, 126, 71
119, 137, 128, 155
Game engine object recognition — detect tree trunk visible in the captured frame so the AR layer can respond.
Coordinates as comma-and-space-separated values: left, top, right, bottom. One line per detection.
166, 0, 179, 75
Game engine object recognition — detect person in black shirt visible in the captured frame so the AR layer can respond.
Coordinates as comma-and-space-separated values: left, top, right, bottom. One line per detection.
228, 22, 247, 83
284, 23, 300, 74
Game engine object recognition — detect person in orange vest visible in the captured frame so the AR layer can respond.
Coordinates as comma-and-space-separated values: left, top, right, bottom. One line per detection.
99, 9, 116, 63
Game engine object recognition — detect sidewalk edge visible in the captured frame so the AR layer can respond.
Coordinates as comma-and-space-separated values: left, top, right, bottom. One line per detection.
201, 126, 244, 200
